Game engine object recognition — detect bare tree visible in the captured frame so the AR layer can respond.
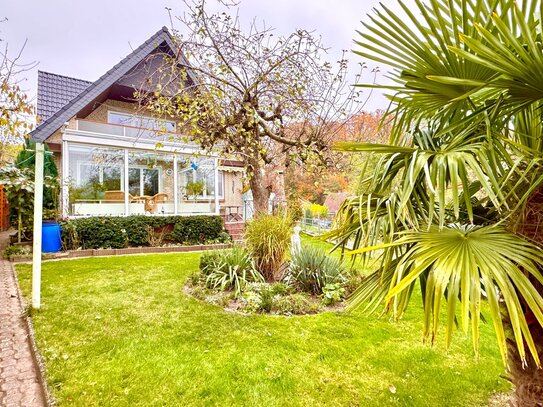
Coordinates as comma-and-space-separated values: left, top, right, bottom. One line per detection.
136, 0, 370, 214
0, 19, 35, 151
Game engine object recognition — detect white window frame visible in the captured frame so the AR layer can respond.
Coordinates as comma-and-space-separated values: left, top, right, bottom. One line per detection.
127, 165, 163, 197
76, 161, 125, 189
178, 167, 223, 200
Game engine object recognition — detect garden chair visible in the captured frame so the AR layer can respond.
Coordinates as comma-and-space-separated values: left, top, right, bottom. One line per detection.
145, 193, 169, 213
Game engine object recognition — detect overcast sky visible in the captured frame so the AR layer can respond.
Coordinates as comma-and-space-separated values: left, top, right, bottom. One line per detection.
1, 0, 406, 111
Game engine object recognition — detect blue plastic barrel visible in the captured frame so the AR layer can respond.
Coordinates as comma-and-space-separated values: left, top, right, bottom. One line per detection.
42, 222, 62, 253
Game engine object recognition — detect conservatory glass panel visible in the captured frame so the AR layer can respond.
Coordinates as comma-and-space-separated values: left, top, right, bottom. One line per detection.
67, 144, 126, 216
127, 150, 175, 215
177, 155, 216, 214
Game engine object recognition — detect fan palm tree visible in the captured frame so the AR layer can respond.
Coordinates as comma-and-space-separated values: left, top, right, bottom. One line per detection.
329, 0, 543, 404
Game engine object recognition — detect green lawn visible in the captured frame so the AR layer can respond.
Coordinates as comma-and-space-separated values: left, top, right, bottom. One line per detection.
17, 243, 509, 406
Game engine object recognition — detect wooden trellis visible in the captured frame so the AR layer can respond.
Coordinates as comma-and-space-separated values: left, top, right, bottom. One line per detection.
0, 184, 9, 231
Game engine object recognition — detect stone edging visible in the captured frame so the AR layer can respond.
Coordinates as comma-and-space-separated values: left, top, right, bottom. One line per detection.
9, 263, 53, 406
11, 243, 233, 263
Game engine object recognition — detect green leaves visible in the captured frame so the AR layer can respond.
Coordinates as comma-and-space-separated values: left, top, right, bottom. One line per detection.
348, 224, 543, 367
341, 0, 543, 368
354, 0, 505, 134
335, 133, 504, 226
451, 3, 543, 108
204, 246, 264, 298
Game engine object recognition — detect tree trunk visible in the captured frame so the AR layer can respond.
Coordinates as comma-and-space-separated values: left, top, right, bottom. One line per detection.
509, 189, 543, 406
248, 158, 269, 216
507, 319, 543, 407
17, 213, 22, 243
272, 168, 286, 212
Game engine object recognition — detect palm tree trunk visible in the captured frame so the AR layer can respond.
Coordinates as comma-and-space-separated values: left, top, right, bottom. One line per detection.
509, 192, 543, 406
506, 310, 543, 406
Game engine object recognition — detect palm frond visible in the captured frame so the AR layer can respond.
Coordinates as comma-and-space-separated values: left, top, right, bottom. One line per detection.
347, 224, 543, 367
354, 0, 511, 138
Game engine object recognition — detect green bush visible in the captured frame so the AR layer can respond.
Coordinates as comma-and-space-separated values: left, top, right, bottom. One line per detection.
245, 214, 291, 282
2, 244, 31, 260
240, 282, 294, 313
171, 216, 225, 244
205, 247, 264, 298
321, 283, 346, 305
241, 290, 263, 312
199, 251, 223, 274
272, 293, 315, 315
60, 220, 80, 251
287, 246, 346, 294
60, 215, 225, 249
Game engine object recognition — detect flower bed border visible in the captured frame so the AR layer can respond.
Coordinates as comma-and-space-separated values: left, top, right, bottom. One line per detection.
10, 243, 233, 262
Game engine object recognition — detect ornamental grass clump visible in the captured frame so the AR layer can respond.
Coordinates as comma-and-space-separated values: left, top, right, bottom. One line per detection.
287, 246, 346, 294
244, 214, 291, 282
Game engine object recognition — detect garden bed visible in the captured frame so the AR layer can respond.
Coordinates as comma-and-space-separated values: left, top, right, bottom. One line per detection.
184, 281, 346, 316
184, 215, 355, 316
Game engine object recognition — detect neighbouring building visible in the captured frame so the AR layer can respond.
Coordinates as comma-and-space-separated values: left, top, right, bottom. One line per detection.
30, 27, 246, 220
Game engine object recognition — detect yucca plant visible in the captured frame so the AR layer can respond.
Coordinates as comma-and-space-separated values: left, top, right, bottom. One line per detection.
205, 247, 264, 298
330, 0, 543, 404
287, 246, 346, 294
244, 214, 291, 281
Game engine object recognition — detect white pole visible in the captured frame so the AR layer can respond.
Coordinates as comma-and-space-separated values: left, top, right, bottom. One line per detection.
61, 141, 69, 217
32, 143, 45, 309
124, 149, 129, 216
173, 155, 178, 215
214, 158, 220, 215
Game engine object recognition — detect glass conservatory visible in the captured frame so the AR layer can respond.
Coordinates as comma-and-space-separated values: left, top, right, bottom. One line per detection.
63, 120, 222, 217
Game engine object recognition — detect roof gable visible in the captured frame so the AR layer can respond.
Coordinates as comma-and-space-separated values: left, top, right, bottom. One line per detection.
31, 26, 196, 142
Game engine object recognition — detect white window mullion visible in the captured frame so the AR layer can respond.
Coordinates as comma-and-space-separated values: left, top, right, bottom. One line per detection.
173, 155, 178, 215
124, 149, 129, 215
214, 158, 220, 215
140, 168, 144, 196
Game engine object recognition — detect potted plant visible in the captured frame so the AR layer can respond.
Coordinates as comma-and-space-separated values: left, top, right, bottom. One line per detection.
185, 180, 205, 200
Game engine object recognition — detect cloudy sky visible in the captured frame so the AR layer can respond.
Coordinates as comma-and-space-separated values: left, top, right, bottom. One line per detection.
1, 0, 406, 111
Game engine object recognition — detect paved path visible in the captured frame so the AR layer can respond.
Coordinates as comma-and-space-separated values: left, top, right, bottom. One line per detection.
0, 231, 46, 407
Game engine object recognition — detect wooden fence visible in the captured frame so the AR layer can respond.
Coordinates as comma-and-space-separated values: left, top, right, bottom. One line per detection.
0, 184, 9, 231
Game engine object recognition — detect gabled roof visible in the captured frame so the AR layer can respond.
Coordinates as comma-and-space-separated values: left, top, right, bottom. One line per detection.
31, 26, 197, 142
37, 71, 92, 122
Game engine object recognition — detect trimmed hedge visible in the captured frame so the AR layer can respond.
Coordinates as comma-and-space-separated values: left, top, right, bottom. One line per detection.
61, 215, 227, 249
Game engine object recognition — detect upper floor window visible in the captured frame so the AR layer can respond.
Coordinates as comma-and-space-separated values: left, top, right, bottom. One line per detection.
108, 112, 176, 132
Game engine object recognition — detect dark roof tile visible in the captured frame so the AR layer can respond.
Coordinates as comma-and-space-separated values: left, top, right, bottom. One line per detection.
36, 71, 92, 121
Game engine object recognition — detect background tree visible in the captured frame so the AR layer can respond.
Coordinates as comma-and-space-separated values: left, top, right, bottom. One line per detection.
0, 20, 34, 147
137, 0, 368, 214
285, 111, 392, 203
328, 0, 543, 404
